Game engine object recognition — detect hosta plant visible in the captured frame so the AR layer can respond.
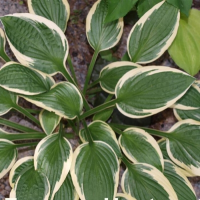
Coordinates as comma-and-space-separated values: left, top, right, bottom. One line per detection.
0, 0, 199, 200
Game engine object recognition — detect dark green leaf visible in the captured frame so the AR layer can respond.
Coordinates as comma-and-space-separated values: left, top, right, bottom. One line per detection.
0, 86, 18, 116
137, 0, 162, 17
164, 160, 196, 200
9, 157, 34, 188
167, 0, 192, 16
71, 141, 119, 200
122, 163, 178, 200
0, 139, 17, 179
105, 0, 138, 23
0, 62, 54, 95
12, 167, 50, 200
39, 110, 61, 135
80, 120, 121, 157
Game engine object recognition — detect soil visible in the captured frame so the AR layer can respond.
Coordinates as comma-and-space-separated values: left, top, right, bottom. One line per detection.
0, 0, 200, 199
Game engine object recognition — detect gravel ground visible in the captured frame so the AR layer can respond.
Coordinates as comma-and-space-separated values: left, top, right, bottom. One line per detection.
0, 0, 200, 199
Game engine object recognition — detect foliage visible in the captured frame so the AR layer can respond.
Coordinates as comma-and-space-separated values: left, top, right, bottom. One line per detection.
0, 0, 199, 199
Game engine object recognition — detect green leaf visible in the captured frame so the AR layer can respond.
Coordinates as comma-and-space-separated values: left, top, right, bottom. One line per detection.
169, 9, 200, 75
166, 120, 200, 176
128, 1, 179, 63
11, 167, 50, 200
121, 163, 178, 200
71, 141, 119, 200
173, 83, 200, 110
86, 0, 124, 52
99, 61, 141, 94
79, 120, 121, 157
115, 66, 195, 118
23, 82, 83, 119
0, 86, 18, 116
163, 160, 196, 200
119, 128, 164, 171
93, 107, 114, 121
9, 156, 34, 188
104, 0, 138, 23
137, 0, 162, 18
158, 138, 171, 160
28, 0, 70, 32
54, 173, 79, 200
39, 110, 61, 135
34, 133, 73, 200
100, 50, 117, 62
116, 193, 136, 200
0, 139, 17, 179
1, 13, 69, 75
174, 108, 200, 122
0, 28, 10, 62
167, 0, 192, 16
0, 62, 55, 95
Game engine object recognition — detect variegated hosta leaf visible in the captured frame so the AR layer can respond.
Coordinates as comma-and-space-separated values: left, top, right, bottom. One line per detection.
23, 82, 83, 119
0, 86, 18, 116
39, 110, 61, 135
0, 28, 10, 62
115, 66, 195, 118
116, 193, 136, 200
79, 120, 121, 157
0, 139, 17, 179
71, 141, 119, 200
54, 173, 79, 200
9, 156, 34, 188
158, 138, 171, 160
127, 1, 179, 63
119, 128, 164, 171
173, 83, 200, 110
28, 0, 70, 32
11, 166, 50, 200
164, 160, 196, 200
1, 13, 69, 75
34, 133, 73, 200
86, 0, 124, 52
174, 108, 200, 122
137, 0, 162, 18
0, 62, 55, 95
121, 163, 178, 200
169, 9, 200, 76
99, 61, 141, 94
166, 119, 200, 176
